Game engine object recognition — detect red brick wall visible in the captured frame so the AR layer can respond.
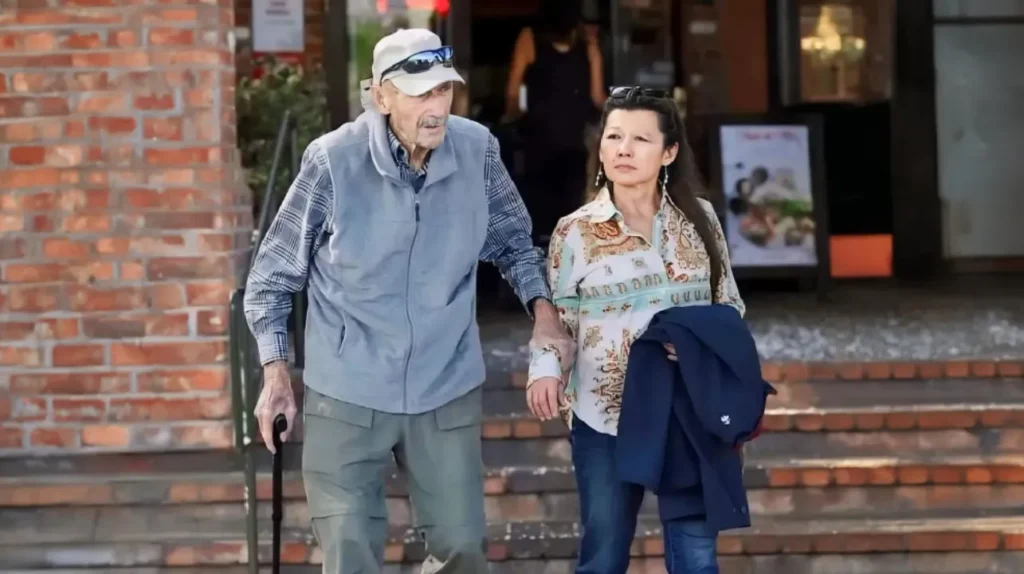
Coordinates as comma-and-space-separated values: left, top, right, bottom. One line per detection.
0, 0, 251, 453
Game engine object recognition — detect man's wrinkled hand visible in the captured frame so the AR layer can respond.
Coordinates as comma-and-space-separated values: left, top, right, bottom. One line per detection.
255, 361, 297, 454
530, 299, 576, 371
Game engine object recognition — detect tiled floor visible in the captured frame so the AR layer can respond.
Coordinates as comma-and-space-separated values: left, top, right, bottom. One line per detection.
478, 276, 1024, 362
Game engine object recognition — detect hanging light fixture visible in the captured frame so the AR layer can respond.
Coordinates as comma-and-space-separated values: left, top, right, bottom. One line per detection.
800, 5, 865, 63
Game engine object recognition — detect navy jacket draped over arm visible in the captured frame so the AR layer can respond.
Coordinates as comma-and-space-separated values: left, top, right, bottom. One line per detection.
615, 304, 775, 532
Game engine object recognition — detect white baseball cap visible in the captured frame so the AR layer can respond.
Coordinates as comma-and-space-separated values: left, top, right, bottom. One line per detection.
371, 29, 464, 97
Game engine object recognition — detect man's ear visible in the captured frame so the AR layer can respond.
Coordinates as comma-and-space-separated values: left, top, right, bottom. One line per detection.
372, 85, 391, 114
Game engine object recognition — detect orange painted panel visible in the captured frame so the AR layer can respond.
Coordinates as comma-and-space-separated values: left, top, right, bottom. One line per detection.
829, 234, 893, 278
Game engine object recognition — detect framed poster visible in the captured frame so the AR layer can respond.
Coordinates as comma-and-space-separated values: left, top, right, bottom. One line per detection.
708, 114, 831, 296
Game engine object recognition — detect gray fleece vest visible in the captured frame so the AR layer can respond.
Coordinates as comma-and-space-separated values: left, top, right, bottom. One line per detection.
302, 111, 490, 414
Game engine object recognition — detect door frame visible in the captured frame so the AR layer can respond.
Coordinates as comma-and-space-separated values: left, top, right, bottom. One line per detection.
890, 0, 942, 278
324, 0, 349, 129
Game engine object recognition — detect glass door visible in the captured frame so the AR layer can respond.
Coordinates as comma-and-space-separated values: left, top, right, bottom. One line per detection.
609, 0, 678, 91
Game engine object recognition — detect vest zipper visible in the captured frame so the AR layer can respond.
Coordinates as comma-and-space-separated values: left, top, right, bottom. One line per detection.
402, 193, 420, 412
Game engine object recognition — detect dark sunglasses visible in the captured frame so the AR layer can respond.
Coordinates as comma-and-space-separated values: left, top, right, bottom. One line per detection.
380, 46, 454, 80
609, 86, 670, 100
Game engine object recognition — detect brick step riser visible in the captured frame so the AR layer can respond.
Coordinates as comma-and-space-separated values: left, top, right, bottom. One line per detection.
6, 554, 1024, 574
191, 489, 1024, 526
12, 486, 1024, 526
14, 486, 1021, 533
296, 362, 1024, 394
10, 461, 1024, 508
259, 376, 1024, 446
252, 411, 1024, 448
12, 501, 1024, 556
484, 411, 1024, 439
6, 533, 1024, 571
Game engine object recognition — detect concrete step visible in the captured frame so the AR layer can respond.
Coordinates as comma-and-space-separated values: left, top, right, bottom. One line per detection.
390, 357, 1024, 392
5, 513, 1024, 571
483, 377, 1024, 412
484, 375, 1024, 417
270, 376, 1024, 445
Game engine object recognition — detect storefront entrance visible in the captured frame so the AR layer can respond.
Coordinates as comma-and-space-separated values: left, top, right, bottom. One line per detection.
769, 0, 896, 277
320, 0, 1004, 283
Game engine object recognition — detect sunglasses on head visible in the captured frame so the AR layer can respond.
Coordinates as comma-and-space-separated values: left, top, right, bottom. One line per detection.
609, 86, 670, 100
380, 46, 454, 81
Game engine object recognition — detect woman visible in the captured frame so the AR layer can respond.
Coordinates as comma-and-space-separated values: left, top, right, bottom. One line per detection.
525, 87, 745, 573
505, 0, 606, 243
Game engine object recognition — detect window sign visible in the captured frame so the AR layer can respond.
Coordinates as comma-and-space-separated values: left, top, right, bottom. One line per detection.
253, 0, 305, 54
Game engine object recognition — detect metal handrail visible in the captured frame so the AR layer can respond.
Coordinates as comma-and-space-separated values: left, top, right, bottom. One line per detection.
247, 110, 294, 277
229, 109, 306, 574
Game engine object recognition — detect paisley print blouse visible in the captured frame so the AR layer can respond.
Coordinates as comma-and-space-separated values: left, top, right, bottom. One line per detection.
528, 188, 745, 436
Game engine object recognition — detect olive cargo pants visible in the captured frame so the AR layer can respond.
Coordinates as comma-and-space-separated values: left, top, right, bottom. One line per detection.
301, 386, 488, 574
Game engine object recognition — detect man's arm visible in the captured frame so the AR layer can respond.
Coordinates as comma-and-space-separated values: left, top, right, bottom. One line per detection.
478, 133, 551, 308
244, 140, 333, 365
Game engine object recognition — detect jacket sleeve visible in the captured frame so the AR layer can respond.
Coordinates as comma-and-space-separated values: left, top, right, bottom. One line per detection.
700, 199, 745, 317
528, 218, 582, 385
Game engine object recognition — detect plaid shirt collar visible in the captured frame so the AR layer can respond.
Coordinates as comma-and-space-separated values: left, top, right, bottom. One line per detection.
386, 121, 428, 185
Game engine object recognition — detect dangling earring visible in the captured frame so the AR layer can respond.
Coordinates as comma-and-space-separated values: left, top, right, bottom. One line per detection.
595, 164, 604, 188
660, 166, 669, 193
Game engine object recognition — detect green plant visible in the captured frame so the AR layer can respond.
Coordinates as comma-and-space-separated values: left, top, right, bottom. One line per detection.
236, 58, 328, 216
351, 18, 386, 87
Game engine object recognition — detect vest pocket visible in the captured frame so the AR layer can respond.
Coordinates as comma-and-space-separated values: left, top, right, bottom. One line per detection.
333, 311, 348, 357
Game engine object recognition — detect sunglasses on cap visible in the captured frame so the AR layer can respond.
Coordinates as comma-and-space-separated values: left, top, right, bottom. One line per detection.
380, 46, 454, 81
609, 86, 670, 100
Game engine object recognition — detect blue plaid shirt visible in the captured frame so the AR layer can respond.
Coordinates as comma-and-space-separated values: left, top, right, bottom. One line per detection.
246, 121, 550, 365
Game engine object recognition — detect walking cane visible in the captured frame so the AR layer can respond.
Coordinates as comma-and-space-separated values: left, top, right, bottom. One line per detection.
272, 414, 288, 574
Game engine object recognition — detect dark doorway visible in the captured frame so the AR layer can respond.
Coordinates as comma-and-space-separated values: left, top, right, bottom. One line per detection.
769, 0, 896, 249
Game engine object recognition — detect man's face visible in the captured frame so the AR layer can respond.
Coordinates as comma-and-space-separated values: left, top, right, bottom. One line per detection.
376, 81, 454, 150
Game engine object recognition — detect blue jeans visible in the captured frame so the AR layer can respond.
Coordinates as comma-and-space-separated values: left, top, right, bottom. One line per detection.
571, 418, 719, 574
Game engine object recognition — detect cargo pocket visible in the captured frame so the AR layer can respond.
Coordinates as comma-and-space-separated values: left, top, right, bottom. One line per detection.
302, 388, 386, 519
304, 387, 373, 429
434, 386, 483, 430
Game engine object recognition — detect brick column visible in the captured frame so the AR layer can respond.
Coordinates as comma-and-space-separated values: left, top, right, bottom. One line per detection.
0, 0, 251, 453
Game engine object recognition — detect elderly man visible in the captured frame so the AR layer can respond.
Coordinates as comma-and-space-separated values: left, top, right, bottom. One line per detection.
244, 28, 573, 573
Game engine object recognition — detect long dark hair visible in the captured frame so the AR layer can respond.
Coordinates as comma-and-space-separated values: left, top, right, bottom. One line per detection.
594, 93, 726, 297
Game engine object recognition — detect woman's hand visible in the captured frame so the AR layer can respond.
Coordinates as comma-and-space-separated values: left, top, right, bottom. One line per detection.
664, 343, 677, 362
526, 376, 564, 421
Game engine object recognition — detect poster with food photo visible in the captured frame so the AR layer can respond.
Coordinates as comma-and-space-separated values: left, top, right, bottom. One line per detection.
719, 125, 818, 268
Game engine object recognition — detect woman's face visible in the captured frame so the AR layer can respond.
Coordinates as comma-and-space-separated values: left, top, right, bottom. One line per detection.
599, 109, 678, 188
